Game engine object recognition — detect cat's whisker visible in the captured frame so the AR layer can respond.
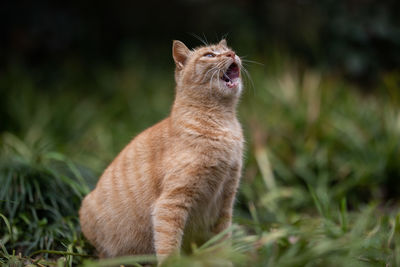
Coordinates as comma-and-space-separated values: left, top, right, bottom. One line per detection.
202, 62, 224, 83
217, 69, 222, 94
202, 68, 220, 85
202, 66, 218, 83
190, 33, 208, 46
241, 66, 253, 86
214, 69, 220, 95
209, 69, 216, 95
240, 59, 264, 66
209, 68, 220, 95
202, 33, 209, 46
214, 32, 220, 43
205, 61, 225, 80
241, 65, 255, 94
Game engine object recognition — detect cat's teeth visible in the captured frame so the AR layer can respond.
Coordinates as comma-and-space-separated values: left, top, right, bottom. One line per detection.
224, 63, 240, 81
222, 73, 231, 82
225, 78, 239, 89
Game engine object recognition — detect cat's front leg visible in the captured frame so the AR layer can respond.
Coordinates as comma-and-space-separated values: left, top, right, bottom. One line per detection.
152, 188, 192, 264
212, 167, 241, 238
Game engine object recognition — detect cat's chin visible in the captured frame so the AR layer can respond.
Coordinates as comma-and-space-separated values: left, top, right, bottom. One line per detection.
216, 78, 242, 97
224, 78, 240, 89
219, 76, 241, 91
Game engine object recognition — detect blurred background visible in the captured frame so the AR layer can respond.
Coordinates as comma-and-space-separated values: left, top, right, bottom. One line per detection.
1, 0, 400, 266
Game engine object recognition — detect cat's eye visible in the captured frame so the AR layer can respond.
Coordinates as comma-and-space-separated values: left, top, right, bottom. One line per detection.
203, 53, 216, 58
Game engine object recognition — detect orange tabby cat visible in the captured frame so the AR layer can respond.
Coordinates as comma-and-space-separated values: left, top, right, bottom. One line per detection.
79, 39, 244, 263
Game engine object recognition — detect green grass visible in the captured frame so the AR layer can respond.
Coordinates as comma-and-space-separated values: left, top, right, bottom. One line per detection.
1, 54, 400, 266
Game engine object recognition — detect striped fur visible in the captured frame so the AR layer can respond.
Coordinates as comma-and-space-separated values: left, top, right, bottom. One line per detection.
79, 40, 244, 263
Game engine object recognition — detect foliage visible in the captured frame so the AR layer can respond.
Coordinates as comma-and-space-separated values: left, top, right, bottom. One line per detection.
1, 53, 400, 266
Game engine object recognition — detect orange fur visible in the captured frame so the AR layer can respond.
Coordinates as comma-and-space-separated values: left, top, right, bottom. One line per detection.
79, 39, 244, 263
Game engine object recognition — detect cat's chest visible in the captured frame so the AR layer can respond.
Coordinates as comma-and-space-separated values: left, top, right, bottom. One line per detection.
190, 136, 242, 208
183, 170, 235, 245
190, 124, 243, 159
205, 132, 243, 168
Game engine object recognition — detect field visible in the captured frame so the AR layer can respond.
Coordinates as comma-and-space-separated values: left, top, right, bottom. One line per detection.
1, 51, 400, 266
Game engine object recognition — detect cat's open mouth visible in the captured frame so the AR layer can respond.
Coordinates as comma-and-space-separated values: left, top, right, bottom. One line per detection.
221, 63, 240, 88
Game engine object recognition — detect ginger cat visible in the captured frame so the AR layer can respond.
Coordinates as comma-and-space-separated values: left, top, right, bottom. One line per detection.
79, 39, 244, 263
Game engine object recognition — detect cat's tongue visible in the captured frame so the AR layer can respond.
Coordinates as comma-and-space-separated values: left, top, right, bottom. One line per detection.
222, 63, 240, 88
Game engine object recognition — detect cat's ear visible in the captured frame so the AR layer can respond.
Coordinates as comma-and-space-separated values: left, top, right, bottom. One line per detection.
219, 39, 227, 47
173, 40, 190, 70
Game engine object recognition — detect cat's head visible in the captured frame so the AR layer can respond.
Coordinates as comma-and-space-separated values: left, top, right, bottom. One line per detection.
172, 39, 242, 99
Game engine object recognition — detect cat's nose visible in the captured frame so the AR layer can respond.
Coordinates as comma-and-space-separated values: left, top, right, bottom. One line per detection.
224, 51, 236, 59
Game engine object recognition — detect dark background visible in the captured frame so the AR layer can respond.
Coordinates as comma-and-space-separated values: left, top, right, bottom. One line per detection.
1, 0, 400, 83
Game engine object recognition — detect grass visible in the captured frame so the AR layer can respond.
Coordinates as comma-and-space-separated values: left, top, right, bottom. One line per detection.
0, 51, 399, 266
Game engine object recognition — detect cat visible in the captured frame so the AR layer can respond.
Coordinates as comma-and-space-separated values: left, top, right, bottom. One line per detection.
79, 39, 244, 264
